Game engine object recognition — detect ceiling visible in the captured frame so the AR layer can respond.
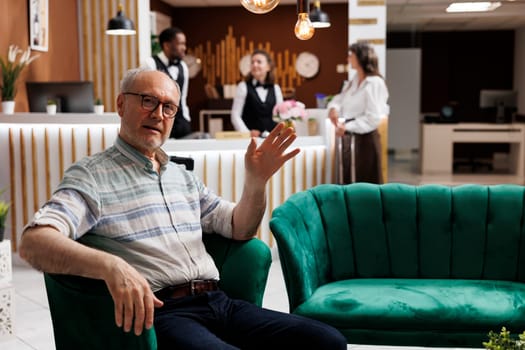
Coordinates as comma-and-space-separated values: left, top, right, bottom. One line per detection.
160, 0, 525, 31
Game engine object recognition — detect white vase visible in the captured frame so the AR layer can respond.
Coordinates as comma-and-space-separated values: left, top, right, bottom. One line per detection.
46, 104, 57, 115
1, 101, 15, 114
94, 105, 104, 114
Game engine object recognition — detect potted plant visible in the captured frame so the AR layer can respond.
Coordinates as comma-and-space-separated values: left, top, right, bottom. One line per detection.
94, 98, 104, 114
0, 45, 39, 114
46, 98, 57, 114
483, 327, 525, 350
0, 189, 10, 242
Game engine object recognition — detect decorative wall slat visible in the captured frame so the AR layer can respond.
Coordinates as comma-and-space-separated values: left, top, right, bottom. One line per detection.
78, 0, 140, 112
190, 26, 304, 91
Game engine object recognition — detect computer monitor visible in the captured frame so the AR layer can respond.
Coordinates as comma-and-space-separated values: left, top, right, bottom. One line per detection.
26, 81, 95, 113
479, 89, 517, 123
480, 90, 517, 108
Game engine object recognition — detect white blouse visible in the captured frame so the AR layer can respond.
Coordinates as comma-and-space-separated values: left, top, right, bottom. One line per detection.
231, 80, 284, 132
327, 75, 389, 134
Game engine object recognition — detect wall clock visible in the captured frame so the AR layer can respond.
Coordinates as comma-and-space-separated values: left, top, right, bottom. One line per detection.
295, 52, 320, 79
239, 54, 251, 77
183, 54, 202, 79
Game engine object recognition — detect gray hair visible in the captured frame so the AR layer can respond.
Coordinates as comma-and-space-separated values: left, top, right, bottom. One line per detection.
120, 67, 154, 92
119, 67, 181, 98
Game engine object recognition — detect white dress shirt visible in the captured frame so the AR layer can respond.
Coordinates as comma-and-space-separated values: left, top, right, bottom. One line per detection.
142, 52, 191, 122
231, 80, 284, 132
327, 75, 389, 134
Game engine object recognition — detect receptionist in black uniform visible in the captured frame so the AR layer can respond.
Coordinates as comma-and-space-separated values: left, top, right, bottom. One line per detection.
231, 49, 284, 137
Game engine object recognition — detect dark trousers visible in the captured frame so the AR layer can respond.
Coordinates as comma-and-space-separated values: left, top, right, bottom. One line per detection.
341, 129, 383, 184
154, 291, 347, 350
170, 116, 192, 139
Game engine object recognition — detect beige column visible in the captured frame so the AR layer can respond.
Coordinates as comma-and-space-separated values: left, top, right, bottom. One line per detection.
348, 0, 387, 77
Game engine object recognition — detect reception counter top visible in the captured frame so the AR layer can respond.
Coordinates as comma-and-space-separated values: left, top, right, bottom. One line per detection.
0, 111, 334, 251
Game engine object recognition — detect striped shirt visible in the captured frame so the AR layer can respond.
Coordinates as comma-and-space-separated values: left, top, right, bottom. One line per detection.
27, 137, 235, 291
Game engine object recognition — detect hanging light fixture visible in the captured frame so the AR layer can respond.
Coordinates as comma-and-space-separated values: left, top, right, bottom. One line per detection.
106, 4, 136, 35
309, 0, 331, 28
240, 0, 280, 14
295, 0, 315, 40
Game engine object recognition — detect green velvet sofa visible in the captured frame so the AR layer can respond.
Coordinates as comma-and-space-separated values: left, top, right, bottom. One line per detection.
269, 183, 525, 347
44, 235, 271, 350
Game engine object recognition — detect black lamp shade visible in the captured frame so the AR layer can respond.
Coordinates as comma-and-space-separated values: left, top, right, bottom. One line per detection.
310, 3, 331, 28
106, 9, 136, 35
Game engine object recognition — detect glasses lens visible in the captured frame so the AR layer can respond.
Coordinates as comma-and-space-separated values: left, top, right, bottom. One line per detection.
163, 104, 177, 118
141, 95, 158, 111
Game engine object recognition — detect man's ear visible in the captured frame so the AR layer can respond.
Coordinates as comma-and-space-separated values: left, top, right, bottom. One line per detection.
116, 94, 124, 116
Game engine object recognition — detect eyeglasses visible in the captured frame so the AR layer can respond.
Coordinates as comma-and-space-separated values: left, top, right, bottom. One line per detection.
123, 92, 179, 119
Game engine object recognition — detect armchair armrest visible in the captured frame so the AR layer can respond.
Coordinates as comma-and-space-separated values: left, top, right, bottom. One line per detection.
270, 189, 332, 312
44, 273, 157, 350
203, 234, 272, 306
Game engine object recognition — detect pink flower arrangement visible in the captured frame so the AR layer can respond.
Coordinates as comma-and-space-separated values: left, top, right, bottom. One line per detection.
273, 99, 308, 123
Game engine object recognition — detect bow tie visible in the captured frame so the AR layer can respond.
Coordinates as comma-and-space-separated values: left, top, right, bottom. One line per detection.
254, 81, 269, 89
168, 59, 181, 67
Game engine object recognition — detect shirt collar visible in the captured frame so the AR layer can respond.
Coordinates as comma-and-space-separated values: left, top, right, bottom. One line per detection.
251, 79, 269, 89
158, 51, 181, 67
158, 52, 170, 67
114, 136, 169, 171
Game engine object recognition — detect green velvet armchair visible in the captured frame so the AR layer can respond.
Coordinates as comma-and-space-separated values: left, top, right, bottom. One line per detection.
270, 183, 525, 347
44, 235, 271, 350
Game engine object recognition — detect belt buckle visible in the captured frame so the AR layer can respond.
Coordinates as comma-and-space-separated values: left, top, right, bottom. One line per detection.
190, 279, 206, 295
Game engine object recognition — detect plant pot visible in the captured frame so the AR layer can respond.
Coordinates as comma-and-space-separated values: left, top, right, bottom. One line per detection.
2, 101, 15, 114
94, 105, 104, 114
46, 104, 57, 115
308, 119, 319, 136
0, 226, 4, 242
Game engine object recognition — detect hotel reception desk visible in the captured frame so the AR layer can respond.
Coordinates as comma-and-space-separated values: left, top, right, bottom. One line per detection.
0, 111, 334, 251
421, 122, 525, 178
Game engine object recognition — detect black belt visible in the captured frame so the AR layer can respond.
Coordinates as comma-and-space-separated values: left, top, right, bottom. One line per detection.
155, 279, 219, 299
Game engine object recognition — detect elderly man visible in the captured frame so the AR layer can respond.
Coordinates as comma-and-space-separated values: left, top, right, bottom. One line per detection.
20, 67, 346, 349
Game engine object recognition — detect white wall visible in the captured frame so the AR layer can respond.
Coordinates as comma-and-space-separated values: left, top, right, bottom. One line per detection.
386, 48, 421, 152
515, 27, 525, 114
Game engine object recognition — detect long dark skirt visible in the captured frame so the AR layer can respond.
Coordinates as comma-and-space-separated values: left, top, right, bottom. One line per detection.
341, 129, 383, 184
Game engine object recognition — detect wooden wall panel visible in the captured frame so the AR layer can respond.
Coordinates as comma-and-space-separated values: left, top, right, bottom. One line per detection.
0, 0, 80, 112
154, 4, 349, 131
79, 0, 140, 112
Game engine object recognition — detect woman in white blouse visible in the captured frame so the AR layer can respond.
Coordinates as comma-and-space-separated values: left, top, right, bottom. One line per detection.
231, 49, 284, 137
327, 42, 389, 184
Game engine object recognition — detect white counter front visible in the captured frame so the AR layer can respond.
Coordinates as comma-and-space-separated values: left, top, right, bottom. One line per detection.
421, 122, 525, 178
0, 110, 334, 250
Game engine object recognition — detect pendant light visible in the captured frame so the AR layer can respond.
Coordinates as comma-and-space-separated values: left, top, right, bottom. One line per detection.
106, 4, 136, 36
240, 0, 280, 14
295, 0, 315, 40
309, 0, 331, 28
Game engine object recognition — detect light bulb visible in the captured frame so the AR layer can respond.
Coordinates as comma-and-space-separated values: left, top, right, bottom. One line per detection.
240, 0, 280, 14
294, 12, 315, 40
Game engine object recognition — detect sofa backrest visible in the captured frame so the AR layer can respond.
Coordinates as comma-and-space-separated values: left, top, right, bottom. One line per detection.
271, 183, 525, 287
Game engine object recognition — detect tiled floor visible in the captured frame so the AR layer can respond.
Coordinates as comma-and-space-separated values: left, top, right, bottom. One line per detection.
3, 152, 515, 349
